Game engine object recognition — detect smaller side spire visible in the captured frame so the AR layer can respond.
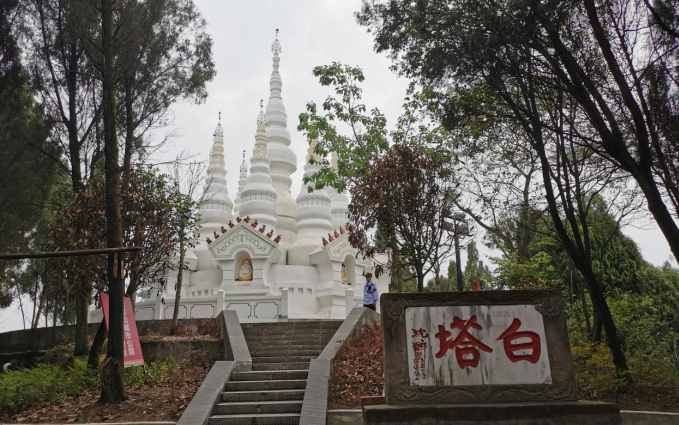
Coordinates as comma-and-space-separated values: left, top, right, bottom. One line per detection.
240, 149, 248, 172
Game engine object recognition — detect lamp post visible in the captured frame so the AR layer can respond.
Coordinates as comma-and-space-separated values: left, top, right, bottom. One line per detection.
445, 212, 468, 291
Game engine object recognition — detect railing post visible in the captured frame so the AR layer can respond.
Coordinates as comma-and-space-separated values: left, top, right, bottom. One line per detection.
345, 288, 355, 318
280, 288, 289, 319
216, 289, 225, 316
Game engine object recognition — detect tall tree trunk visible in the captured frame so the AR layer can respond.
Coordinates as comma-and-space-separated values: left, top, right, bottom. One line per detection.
74, 288, 90, 355
99, 0, 126, 402
578, 280, 592, 337
390, 236, 404, 293
415, 265, 425, 292
172, 232, 185, 327
533, 138, 628, 373
88, 318, 107, 369
32, 285, 45, 329
123, 76, 134, 172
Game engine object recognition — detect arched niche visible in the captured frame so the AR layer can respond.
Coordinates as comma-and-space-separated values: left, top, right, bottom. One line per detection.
234, 250, 254, 282
343, 254, 356, 286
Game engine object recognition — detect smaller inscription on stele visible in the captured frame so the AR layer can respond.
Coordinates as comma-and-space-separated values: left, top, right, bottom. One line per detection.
405, 305, 551, 387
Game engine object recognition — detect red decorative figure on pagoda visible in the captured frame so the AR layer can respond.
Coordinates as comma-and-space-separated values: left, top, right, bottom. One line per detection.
322, 237, 328, 246
251, 219, 258, 228
213, 231, 220, 239
243, 216, 250, 223
236, 216, 242, 223
497, 318, 541, 363
328, 233, 334, 242
259, 225, 266, 234
266, 229, 274, 239
273, 235, 281, 243
339, 227, 345, 235
206, 237, 212, 244
229, 220, 235, 228
221, 226, 227, 234
334, 230, 340, 238
435, 315, 493, 368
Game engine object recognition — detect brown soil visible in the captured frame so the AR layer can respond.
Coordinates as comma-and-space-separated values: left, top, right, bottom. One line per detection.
0, 358, 211, 423
587, 386, 679, 412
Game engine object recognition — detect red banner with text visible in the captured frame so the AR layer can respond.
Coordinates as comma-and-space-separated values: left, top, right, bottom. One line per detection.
100, 294, 144, 367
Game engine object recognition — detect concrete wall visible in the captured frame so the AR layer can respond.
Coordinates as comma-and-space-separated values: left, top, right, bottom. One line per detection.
0, 318, 214, 354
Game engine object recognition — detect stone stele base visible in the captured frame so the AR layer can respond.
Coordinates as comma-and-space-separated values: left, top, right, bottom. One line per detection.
362, 401, 622, 425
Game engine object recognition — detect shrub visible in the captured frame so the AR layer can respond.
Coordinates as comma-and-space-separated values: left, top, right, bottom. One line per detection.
197, 320, 221, 338
0, 358, 98, 414
329, 322, 383, 409
0, 357, 180, 414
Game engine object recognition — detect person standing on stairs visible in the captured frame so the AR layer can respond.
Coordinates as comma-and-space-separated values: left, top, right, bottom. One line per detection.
363, 272, 379, 311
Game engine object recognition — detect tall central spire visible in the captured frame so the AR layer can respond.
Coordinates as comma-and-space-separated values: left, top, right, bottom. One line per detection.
265, 30, 298, 253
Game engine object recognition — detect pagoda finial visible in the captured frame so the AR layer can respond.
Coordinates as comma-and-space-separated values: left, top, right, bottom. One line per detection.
257, 99, 266, 124
272, 29, 281, 54
214, 111, 223, 137
240, 149, 247, 172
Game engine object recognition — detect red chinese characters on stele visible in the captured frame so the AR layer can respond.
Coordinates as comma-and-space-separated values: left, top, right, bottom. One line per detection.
434, 315, 542, 369
435, 315, 493, 368
496, 318, 541, 364
411, 329, 429, 380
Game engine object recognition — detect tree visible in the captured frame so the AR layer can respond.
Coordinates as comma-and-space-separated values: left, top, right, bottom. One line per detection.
357, 0, 679, 265
349, 143, 457, 291
170, 160, 202, 329
298, 64, 459, 292
356, 0, 661, 375
100, 0, 125, 402
464, 240, 490, 290
0, 0, 58, 308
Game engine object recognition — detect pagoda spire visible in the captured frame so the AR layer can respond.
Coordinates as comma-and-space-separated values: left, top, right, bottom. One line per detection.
233, 150, 248, 217
194, 112, 233, 268
288, 140, 333, 266
265, 29, 298, 251
239, 106, 278, 230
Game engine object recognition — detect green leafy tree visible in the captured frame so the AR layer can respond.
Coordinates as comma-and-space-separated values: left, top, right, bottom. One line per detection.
299, 64, 460, 292
464, 241, 490, 290
0, 0, 58, 309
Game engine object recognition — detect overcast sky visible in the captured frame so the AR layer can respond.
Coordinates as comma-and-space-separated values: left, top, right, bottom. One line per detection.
0, 0, 673, 332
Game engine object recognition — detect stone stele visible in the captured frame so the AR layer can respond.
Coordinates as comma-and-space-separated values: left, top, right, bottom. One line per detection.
366, 290, 622, 425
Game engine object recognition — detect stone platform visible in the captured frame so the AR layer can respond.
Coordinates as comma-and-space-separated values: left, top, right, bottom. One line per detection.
362, 401, 622, 425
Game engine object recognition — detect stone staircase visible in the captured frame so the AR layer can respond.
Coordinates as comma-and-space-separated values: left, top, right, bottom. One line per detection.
209, 320, 343, 425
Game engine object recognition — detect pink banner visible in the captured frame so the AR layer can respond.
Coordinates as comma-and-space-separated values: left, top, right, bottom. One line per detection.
100, 294, 145, 367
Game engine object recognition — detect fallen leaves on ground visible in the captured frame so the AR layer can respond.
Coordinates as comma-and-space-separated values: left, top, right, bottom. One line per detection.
329, 323, 383, 409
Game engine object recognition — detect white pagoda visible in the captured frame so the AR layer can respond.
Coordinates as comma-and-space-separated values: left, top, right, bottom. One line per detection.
89, 33, 388, 324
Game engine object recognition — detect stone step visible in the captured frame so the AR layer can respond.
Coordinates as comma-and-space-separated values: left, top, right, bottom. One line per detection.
251, 349, 321, 357
214, 400, 303, 415
252, 362, 310, 371
251, 356, 316, 364
209, 413, 300, 425
243, 333, 338, 341
241, 321, 342, 327
243, 332, 338, 340
249, 344, 326, 352
221, 389, 305, 403
232, 370, 309, 381
224, 379, 307, 392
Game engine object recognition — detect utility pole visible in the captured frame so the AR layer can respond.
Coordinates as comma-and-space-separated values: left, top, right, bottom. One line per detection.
454, 220, 463, 291
444, 212, 468, 292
